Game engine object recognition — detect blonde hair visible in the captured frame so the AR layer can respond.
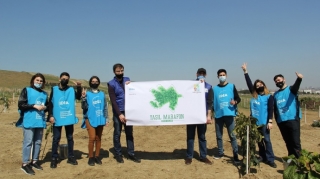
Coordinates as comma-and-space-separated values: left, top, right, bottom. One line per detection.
252, 79, 270, 98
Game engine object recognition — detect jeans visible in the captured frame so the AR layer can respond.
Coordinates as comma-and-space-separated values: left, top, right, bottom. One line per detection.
257, 125, 275, 162
215, 116, 238, 157
278, 119, 301, 158
186, 124, 207, 159
22, 128, 44, 164
52, 125, 75, 159
113, 112, 134, 156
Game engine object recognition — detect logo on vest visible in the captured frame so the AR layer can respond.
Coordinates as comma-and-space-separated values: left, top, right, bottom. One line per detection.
219, 94, 228, 98
253, 100, 260, 105
92, 96, 102, 108
277, 99, 286, 104
58, 97, 70, 109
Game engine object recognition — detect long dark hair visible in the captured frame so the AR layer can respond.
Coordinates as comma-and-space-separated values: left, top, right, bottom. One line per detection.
30, 73, 46, 89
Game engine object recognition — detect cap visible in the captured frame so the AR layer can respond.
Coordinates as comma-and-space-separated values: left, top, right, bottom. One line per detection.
197, 68, 206, 74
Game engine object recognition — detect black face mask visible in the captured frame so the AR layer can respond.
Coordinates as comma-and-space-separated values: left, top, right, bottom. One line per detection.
116, 74, 124, 79
60, 79, 69, 86
90, 83, 99, 89
276, 81, 284, 88
256, 86, 265, 93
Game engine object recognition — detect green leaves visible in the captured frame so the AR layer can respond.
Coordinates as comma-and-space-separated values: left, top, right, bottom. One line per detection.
150, 86, 182, 110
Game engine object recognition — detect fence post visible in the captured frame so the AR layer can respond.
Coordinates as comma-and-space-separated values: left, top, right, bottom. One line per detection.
319, 106, 320, 118
305, 104, 307, 124
246, 125, 249, 174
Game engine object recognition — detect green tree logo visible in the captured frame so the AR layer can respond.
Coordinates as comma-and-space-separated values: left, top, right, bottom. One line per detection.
150, 86, 182, 110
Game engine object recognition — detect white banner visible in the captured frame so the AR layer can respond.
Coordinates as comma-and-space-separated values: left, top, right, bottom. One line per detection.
125, 80, 207, 126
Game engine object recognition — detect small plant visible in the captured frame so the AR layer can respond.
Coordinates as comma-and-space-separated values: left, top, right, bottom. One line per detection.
234, 112, 263, 175
0, 96, 10, 113
311, 120, 320, 127
283, 149, 320, 179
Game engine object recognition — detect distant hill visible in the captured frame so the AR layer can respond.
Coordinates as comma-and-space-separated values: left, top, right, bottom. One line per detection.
0, 69, 107, 90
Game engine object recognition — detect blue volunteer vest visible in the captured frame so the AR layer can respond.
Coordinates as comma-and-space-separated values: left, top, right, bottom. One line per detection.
81, 91, 106, 128
108, 77, 130, 111
274, 87, 301, 123
52, 86, 78, 126
250, 94, 270, 126
18, 87, 47, 128
204, 82, 212, 111
213, 83, 236, 118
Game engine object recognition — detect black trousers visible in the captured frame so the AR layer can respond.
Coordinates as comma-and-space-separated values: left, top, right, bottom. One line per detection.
278, 119, 301, 158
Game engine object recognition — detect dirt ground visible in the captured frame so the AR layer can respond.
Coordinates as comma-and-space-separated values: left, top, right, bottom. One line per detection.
1, 104, 320, 179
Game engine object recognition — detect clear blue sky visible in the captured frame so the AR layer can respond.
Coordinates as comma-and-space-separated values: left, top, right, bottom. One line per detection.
1, 0, 319, 90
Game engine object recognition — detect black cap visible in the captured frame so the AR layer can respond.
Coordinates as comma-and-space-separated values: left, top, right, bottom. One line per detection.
273, 74, 284, 81
197, 68, 206, 74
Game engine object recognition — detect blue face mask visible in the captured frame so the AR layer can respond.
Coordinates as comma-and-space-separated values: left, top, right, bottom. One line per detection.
198, 75, 205, 80
219, 76, 226, 82
34, 83, 42, 88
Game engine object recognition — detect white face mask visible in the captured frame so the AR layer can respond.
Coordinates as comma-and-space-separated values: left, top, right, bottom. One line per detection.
219, 76, 226, 82
198, 75, 205, 80
34, 83, 42, 88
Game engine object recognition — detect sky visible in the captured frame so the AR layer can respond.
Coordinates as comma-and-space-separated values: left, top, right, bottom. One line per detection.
0, 0, 319, 90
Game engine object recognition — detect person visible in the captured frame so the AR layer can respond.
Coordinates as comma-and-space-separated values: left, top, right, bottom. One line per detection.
108, 63, 141, 163
273, 72, 303, 158
185, 68, 213, 165
17, 73, 48, 175
212, 69, 241, 163
48, 72, 82, 168
81, 76, 109, 166
241, 63, 277, 168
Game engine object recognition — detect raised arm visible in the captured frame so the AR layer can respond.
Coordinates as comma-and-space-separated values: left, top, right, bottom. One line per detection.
290, 72, 303, 95
241, 63, 254, 94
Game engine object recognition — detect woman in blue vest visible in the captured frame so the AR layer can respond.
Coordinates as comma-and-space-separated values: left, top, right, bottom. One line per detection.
81, 76, 108, 166
17, 73, 48, 175
241, 63, 277, 168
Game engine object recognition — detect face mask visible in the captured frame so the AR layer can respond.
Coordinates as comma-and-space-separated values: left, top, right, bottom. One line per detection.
219, 76, 226, 82
60, 79, 69, 86
34, 83, 42, 88
256, 86, 264, 93
116, 74, 124, 79
198, 75, 205, 80
276, 81, 284, 88
90, 83, 99, 89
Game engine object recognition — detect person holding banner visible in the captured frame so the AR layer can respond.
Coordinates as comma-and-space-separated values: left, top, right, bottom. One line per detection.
81, 76, 108, 166
185, 68, 213, 165
48, 72, 82, 168
212, 69, 241, 163
108, 63, 141, 163
17, 73, 48, 175
273, 72, 303, 158
241, 63, 277, 168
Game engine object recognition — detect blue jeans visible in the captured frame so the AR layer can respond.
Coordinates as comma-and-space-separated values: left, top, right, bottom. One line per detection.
186, 124, 207, 159
113, 112, 134, 156
258, 125, 275, 162
52, 125, 74, 159
215, 116, 238, 157
22, 128, 43, 164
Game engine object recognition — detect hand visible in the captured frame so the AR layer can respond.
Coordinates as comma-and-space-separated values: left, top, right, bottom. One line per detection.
295, 72, 303, 79
81, 88, 87, 98
199, 79, 204, 83
49, 117, 55, 124
105, 122, 109, 127
267, 123, 273, 130
125, 81, 131, 85
241, 63, 248, 73
34, 105, 46, 111
230, 99, 237, 105
206, 117, 212, 124
73, 80, 82, 86
119, 114, 126, 123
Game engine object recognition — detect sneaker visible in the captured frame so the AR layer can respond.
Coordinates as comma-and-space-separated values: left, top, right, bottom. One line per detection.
88, 157, 95, 166
128, 155, 141, 163
200, 158, 213, 165
21, 164, 35, 175
234, 156, 241, 164
50, 158, 58, 168
266, 161, 277, 168
67, 157, 78, 165
185, 158, 192, 165
115, 155, 124, 163
30, 161, 43, 170
95, 157, 102, 165
213, 154, 224, 159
